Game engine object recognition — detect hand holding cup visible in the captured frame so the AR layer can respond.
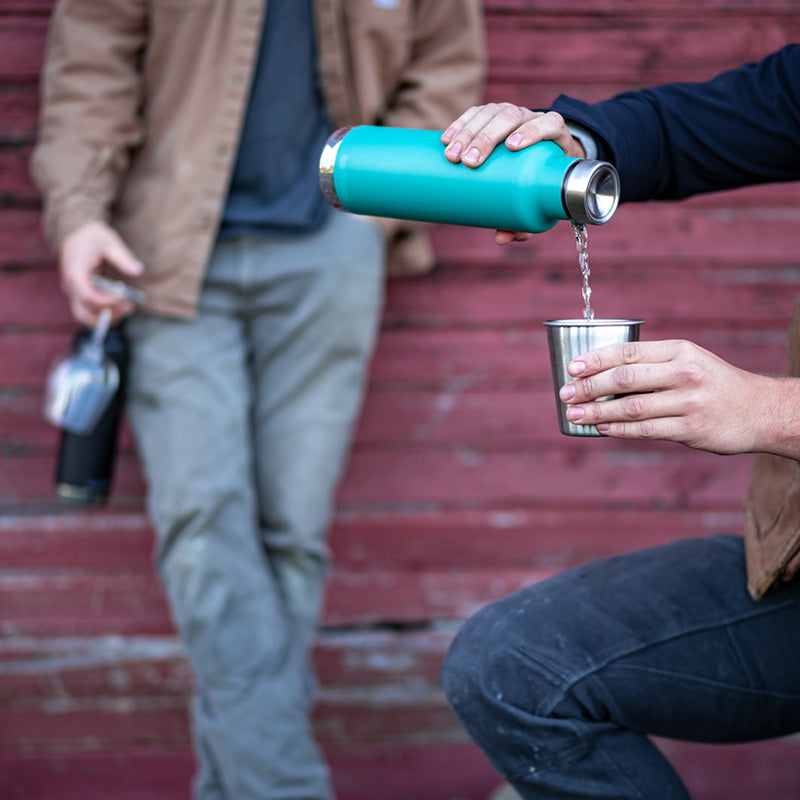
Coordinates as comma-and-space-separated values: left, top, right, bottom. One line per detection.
555, 337, 791, 456
544, 319, 643, 437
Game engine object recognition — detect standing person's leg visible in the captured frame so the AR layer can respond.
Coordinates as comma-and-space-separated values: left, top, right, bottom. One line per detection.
211, 209, 381, 796
125, 274, 303, 800
124, 211, 381, 800
440, 535, 800, 800
245, 211, 384, 659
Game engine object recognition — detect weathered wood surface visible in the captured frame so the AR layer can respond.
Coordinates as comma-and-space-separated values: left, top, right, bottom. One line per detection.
3, 1, 800, 798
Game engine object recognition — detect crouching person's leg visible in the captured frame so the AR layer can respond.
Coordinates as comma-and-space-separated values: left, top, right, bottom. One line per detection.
440, 535, 800, 800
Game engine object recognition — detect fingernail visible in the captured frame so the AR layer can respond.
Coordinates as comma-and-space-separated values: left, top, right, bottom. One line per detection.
446, 141, 462, 158
596, 423, 610, 433
464, 147, 481, 165
559, 383, 575, 401
566, 406, 584, 421
507, 133, 522, 148
568, 360, 586, 375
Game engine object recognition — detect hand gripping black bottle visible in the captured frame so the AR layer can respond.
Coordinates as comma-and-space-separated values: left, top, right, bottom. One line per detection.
54, 323, 129, 504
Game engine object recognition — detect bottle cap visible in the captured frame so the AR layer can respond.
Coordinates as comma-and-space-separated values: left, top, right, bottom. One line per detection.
562, 160, 620, 225
318, 127, 352, 210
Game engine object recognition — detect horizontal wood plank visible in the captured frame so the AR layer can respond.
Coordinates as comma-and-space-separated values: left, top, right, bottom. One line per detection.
0, 567, 557, 635
483, 19, 799, 90
2, 739, 798, 800
0, 19, 47, 82
0, 86, 40, 143
0, 506, 744, 572
0, 744, 500, 800
0, 444, 758, 512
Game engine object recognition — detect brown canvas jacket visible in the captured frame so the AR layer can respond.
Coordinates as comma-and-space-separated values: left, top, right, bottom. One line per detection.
31, 0, 486, 319
743, 294, 800, 599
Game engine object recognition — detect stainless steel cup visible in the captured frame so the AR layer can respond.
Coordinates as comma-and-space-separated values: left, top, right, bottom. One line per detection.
543, 318, 644, 436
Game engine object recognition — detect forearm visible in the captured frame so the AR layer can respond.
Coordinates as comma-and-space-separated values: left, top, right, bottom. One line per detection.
30, 0, 147, 248
549, 45, 800, 203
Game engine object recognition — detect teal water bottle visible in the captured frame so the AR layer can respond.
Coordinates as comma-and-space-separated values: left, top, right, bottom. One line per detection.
318, 125, 619, 232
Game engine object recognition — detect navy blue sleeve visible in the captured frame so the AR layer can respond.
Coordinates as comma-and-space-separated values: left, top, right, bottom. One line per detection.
549, 45, 800, 203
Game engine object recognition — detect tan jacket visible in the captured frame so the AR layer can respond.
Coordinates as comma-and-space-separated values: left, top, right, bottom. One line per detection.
31, 0, 486, 319
743, 295, 800, 599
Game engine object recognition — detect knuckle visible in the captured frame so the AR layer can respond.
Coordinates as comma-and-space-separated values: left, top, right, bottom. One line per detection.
498, 104, 529, 123
638, 419, 657, 439
621, 342, 640, 363
621, 393, 646, 419
586, 351, 604, 371
471, 129, 496, 149
580, 375, 596, 398
673, 339, 700, 364
543, 110, 566, 127
614, 365, 636, 389
676, 361, 704, 386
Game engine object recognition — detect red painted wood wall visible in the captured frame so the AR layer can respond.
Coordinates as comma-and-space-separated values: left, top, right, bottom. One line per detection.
3, 2, 800, 798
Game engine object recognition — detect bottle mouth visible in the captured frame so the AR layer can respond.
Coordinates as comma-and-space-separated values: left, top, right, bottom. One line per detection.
562, 160, 620, 225
318, 126, 352, 210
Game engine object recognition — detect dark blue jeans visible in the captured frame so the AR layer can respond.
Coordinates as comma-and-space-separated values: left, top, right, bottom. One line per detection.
439, 535, 800, 799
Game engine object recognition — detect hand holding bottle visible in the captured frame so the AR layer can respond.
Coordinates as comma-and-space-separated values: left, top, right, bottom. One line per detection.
442, 103, 586, 166
59, 221, 144, 326
440, 103, 588, 244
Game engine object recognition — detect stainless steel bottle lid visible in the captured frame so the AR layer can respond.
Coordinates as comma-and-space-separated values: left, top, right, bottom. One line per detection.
562, 159, 620, 225
318, 126, 352, 210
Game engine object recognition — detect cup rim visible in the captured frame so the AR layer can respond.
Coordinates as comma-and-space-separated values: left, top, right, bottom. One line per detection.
542, 318, 644, 327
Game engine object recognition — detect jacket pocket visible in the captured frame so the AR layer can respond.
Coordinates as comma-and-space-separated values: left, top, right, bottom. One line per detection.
744, 453, 800, 598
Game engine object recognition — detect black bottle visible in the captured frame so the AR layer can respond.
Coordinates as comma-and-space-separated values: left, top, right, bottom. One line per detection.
54, 324, 129, 504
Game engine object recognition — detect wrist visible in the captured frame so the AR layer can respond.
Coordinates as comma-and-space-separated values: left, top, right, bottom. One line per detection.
755, 375, 800, 459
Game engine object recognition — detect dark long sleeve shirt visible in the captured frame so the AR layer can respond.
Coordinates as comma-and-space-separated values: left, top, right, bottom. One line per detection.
550, 44, 800, 203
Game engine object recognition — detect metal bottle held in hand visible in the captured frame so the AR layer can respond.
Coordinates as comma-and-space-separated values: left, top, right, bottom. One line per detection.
319, 125, 620, 233
53, 323, 130, 504
44, 307, 119, 435
45, 276, 144, 504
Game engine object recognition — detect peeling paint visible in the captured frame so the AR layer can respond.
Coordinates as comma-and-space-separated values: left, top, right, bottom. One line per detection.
0, 635, 185, 674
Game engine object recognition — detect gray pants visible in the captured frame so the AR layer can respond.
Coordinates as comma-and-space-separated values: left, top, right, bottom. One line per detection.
125, 211, 384, 800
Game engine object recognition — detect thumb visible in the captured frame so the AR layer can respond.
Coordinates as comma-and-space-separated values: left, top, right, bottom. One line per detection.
102, 228, 144, 278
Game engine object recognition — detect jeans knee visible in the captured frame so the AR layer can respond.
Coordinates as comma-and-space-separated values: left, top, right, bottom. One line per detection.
439, 603, 514, 725
440, 600, 596, 780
